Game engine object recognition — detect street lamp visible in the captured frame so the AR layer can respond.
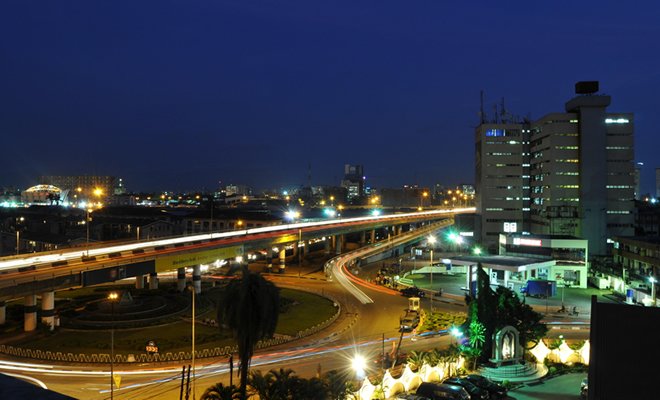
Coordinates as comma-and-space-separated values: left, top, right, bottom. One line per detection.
450, 326, 463, 345
428, 235, 437, 311
351, 354, 366, 379
649, 276, 657, 306
188, 285, 197, 399
86, 208, 94, 256
108, 292, 119, 400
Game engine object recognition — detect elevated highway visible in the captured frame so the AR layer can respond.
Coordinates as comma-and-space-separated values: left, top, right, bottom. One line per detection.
0, 208, 474, 331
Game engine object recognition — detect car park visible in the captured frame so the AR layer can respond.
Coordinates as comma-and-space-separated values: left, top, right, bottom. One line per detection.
465, 374, 507, 399
416, 382, 470, 400
444, 377, 490, 399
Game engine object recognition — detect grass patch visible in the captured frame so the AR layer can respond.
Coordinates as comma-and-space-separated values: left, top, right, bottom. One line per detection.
275, 288, 337, 336
420, 311, 466, 332
9, 287, 337, 355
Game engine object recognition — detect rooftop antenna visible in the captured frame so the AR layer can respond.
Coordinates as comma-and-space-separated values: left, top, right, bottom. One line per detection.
500, 97, 507, 123
479, 90, 485, 124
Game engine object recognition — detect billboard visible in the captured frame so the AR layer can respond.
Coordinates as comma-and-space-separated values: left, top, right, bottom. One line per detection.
155, 246, 243, 272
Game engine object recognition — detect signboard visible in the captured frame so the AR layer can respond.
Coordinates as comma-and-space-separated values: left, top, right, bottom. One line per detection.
146, 340, 159, 354
513, 237, 542, 247
155, 246, 242, 272
503, 222, 518, 233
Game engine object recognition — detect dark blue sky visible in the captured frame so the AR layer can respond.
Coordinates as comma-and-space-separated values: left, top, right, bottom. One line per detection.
2, 1, 659, 193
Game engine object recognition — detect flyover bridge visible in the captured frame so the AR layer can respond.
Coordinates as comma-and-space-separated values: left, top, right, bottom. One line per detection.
0, 207, 475, 331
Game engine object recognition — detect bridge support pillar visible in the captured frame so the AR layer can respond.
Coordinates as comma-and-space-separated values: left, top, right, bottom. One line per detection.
267, 247, 275, 272
279, 249, 286, 273
41, 291, 55, 330
324, 239, 331, 255
370, 229, 376, 243
177, 267, 186, 292
24, 294, 37, 332
360, 231, 366, 246
335, 235, 343, 255
135, 274, 145, 289
0, 301, 5, 325
397, 225, 403, 235
149, 272, 158, 290
193, 265, 202, 294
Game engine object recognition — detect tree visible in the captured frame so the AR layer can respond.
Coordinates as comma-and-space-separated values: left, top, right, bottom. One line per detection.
200, 383, 241, 400
406, 350, 427, 371
248, 370, 274, 400
465, 318, 486, 370
217, 265, 280, 399
292, 376, 327, 400
468, 263, 547, 362
323, 370, 353, 400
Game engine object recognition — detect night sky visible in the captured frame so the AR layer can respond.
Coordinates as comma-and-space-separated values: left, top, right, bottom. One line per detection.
2, 1, 659, 193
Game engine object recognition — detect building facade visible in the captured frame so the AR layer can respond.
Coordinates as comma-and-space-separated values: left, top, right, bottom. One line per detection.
39, 175, 116, 204
475, 123, 532, 250
476, 83, 635, 256
341, 164, 365, 201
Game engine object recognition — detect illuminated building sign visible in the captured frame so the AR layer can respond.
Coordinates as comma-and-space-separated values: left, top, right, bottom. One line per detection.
503, 222, 517, 233
513, 237, 542, 247
485, 129, 506, 137
605, 118, 629, 124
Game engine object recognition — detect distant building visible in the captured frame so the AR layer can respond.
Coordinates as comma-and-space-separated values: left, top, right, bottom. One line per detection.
476, 82, 635, 255
341, 164, 365, 200
225, 184, 251, 197
634, 165, 641, 200
40, 175, 116, 204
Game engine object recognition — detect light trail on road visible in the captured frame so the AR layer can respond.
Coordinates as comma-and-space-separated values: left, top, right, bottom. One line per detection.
0, 208, 474, 272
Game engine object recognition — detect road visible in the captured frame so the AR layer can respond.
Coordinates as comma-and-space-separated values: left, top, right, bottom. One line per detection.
7, 272, 454, 399
2, 234, 591, 399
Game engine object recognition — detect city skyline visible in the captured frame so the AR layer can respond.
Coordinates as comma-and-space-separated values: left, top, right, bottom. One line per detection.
2, 2, 660, 193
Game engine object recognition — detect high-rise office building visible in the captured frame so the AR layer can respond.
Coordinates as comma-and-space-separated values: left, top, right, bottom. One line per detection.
341, 164, 365, 200
475, 123, 531, 247
476, 82, 634, 255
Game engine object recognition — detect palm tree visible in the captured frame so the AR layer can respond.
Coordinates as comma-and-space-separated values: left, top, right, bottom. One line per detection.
291, 376, 327, 400
217, 265, 280, 399
406, 350, 427, 371
323, 370, 351, 400
248, 370, 274, 400
269, 368, 298, 400
200, 382, 241, 400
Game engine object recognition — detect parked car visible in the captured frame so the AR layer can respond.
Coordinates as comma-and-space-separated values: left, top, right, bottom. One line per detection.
395, 394, 431, 400
444, 377, 490, 399
465, 375, 507, 399
401, 287, 426, 298
580, 377, 588, 399
416, 382, 470, 400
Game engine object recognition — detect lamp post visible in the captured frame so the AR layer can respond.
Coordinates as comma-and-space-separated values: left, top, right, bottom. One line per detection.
85, 208, 93, 256
188, 285, 196, 399
427, 235, 437, 311
15, 230, 19, 255
298, 228, 302, 278
108, 292, 119, 400
450, 326, 463, 346
650, 276, 657, 306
